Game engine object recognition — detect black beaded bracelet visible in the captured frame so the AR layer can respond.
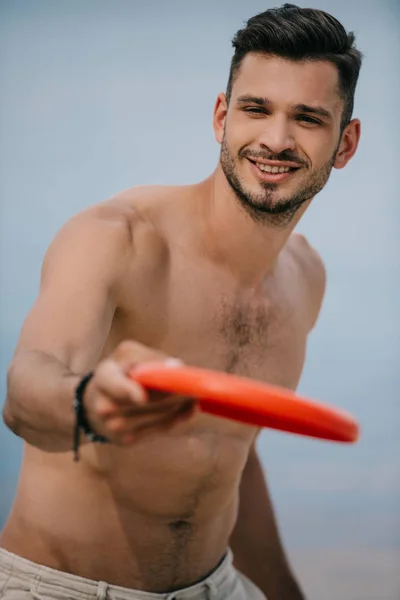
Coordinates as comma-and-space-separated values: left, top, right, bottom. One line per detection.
73, 372, 109, 462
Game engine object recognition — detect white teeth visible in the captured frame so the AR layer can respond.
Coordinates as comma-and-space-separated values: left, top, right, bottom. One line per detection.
256, 162, 290, 173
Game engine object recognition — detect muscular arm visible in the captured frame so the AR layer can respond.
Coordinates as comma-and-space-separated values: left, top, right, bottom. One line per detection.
230, 444, 305, 600
2, 205, 131, 452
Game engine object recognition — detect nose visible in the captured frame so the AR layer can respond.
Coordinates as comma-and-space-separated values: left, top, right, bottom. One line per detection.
256, 113, 296, 155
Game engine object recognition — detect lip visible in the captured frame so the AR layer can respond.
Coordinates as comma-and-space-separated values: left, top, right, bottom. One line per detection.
247, 158, 300, 183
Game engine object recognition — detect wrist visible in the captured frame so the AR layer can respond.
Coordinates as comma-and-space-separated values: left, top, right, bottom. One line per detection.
73, 372, 109, 461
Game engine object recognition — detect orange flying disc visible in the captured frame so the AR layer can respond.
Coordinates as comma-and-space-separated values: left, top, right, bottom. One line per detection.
129, 363, 359, 443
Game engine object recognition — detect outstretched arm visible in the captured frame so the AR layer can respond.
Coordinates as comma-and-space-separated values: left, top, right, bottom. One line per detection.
3, 205, 131, 451
230, 444, 305, 600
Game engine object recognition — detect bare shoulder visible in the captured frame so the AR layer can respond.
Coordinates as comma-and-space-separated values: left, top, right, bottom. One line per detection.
287, 233, 327, 330
45, 184, 173, 263
288, 233, 326, 281
38, 191, 146, 298
41, 201, 133, 277
41, 183, 192, 302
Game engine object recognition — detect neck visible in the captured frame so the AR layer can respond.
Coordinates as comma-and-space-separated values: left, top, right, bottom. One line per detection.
195, 166, 309, 287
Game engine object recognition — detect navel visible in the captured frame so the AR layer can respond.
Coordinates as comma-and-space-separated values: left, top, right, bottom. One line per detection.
168, 519, 193, 533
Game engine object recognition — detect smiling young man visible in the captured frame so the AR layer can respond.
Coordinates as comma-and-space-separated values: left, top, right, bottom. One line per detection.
1, 4, 362, 600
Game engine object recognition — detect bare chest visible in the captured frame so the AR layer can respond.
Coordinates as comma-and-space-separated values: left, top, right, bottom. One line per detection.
112, 260, 307, 391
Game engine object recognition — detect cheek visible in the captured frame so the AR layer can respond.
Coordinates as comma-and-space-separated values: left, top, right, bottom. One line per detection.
299, 131, 337, 167
225, 113, 257, 147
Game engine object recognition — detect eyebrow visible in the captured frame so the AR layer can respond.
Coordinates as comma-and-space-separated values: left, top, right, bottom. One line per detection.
236, 95, 333, 121
236, 95, 271, 107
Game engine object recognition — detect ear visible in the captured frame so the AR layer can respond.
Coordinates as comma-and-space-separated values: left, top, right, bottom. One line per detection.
334, 118, 361, 169
213, 93, 228, 144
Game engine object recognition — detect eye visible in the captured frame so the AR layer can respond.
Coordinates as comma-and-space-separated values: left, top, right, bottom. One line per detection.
296, 115, 322, 126
243, 107, 268, 115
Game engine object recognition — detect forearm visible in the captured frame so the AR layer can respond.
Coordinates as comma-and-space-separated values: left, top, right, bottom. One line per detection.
3, 350, 81, 453
230, 447, 305, 600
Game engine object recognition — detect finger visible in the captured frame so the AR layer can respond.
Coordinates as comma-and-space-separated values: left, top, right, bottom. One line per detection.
96, 358, 185, 409
106, 409, 176, 435
94, 396, 120, 418
121, 404, 196, 444
106, 399, 196, 436
133, 399, 196, 431
96, 393, 192, 420
95, 359, 148, 405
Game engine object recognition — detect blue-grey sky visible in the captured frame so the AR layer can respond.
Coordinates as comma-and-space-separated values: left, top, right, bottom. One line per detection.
0, 2, 399, 599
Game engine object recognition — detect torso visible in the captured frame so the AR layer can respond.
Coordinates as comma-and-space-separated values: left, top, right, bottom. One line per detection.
1, 184, 317, 591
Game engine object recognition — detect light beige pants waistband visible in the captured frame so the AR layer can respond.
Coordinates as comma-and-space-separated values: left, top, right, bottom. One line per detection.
0, 547, 266, 600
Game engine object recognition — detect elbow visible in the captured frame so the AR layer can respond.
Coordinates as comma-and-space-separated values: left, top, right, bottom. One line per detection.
2, 398, 20, 435
3, 362, 22, 435
3, 400, 15, 431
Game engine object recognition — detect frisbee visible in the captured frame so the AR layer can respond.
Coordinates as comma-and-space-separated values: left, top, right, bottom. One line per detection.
129, 363, 359, 443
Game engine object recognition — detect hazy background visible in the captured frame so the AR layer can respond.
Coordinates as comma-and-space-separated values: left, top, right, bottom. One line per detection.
0, 1, 399, 599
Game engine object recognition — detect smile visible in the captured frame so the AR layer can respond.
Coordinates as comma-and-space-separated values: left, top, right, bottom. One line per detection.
247, 159, 300, 182
255, 162, 291, 173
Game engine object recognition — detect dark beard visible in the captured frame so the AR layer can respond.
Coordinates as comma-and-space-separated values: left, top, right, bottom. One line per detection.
220, 137, 337, 227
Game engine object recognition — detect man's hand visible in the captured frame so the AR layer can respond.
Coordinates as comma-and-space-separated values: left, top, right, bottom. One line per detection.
84, 341, 196, 444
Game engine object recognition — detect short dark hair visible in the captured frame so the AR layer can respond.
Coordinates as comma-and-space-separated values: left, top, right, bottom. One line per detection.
226, 4, 363, 130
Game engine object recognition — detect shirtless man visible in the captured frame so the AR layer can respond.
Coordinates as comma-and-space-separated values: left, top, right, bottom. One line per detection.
0, 4, 362, 600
